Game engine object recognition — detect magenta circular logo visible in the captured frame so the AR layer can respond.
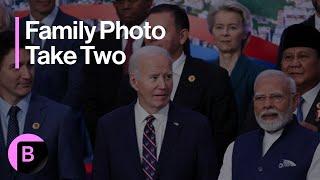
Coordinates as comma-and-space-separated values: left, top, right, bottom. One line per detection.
8, 133, 48, 174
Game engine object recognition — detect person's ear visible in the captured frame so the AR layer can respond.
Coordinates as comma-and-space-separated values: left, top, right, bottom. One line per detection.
179, 29, 189, 45
130, 73, 139, 91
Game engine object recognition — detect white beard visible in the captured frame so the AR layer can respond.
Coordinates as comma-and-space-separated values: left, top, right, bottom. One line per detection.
255, 105, 293, 133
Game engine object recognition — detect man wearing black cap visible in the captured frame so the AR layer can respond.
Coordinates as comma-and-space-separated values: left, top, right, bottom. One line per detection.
279, 24, 320, 131
302, 0, 320, 31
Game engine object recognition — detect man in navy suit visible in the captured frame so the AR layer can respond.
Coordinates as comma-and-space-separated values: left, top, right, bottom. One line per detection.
85, 0, 153, 144
144, 4, 237, 166
20, 0, 93, 161
0, 31, 85, 179
19, 0, 85, 109
93, 46, 218, 180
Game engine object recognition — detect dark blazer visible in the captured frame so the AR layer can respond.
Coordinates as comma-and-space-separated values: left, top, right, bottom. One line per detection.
93, 102, 218, 180
305, 89, 320, 131
173, 57, 237, 166
0, 94, 85, 180
86, 44, 238, 161
302, 15, 315, 27
84, 32, 125, 144
20, 9, 85, 109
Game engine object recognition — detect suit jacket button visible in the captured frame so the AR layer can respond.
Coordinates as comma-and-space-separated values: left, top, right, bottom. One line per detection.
258, 166, 263, 172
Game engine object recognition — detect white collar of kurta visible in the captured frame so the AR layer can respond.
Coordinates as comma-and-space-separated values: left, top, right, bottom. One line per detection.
262, 128, 284, 156
302, 81, 320, 106
29, 6, 59, 27
264, 128, 283, 140
135, 99, 169, 124
172, 52, 186, 76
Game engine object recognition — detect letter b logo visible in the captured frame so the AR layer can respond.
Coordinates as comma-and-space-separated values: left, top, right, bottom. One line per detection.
8, 134, 48, 174
22, 146, 34, 162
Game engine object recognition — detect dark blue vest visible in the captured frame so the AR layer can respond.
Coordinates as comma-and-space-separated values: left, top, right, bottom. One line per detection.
232, 121, 319, 180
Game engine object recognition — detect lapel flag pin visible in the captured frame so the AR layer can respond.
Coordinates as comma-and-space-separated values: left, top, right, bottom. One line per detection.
32, 122, 40, 130
188, 75, 196, 83
173, 122, 179, 126
315, 103, 320, 122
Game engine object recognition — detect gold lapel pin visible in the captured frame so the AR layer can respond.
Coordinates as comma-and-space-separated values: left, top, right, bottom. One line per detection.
188, 75, 196, 83
32, 122, 40, 130
316, 103, 320, 122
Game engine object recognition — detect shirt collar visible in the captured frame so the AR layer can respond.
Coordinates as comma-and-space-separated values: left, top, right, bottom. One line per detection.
172, 52, 186, 76
264, 129, 283, 139
302, 81, 320, 105
0, 93, 31, 117
135, 99, 169, 123
30, 6, 59, 26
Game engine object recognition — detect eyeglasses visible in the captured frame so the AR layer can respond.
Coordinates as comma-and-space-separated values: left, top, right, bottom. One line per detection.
253, 93, 294, 104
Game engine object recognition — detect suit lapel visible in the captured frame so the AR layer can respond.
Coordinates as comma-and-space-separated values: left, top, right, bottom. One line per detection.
157, 103, 182, 170
305, 89, 320, 127
230, 56, 248, 90
174, 58, 189, 102
124, 103, 144, 178
0, 117, 5, 153
23, 95, 47, 134
174, 57, 199, 103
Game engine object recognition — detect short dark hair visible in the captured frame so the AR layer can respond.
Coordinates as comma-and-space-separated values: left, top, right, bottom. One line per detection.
0, 31, 30, 66
149, 4, 191, 56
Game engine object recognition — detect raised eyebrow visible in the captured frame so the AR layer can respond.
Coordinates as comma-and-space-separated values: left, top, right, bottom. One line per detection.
297, 51, 310, 55
254, 93, 264, 97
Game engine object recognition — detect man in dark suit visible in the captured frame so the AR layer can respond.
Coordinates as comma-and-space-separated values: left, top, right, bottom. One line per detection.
144, 4, 237, 166
301, 0, 320, 31
20, 0, 93, 161
93, 46, 218, 180
19, 0, 85, 109
0, 31, 85, 179
85, 0, 153, 143
279, 24, 320, 131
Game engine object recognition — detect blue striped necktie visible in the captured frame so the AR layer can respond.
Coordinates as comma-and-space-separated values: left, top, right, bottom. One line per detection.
142, 115, 157, 180
7, 106, 20, 147
297, 96, 304, 122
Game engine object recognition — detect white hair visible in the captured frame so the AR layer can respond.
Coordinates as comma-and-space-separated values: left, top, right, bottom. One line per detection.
254, 69, 296, 95
128, 45, 172, 77
207, 0, 252, 35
